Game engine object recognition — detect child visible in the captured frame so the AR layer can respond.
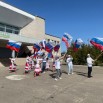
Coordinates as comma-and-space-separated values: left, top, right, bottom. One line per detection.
46, 58, 50, 71
29, 56, 32, 70
34, 61, 41, 77
30, 55, 35, 69
9, 58, 16, 72
54, 56, 64, 81
25, 56, 30, 73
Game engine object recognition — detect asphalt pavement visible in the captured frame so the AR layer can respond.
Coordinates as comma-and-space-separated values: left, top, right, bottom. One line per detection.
0, 65, 103, 103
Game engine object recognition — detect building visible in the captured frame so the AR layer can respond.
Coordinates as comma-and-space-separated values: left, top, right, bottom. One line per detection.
0, 1, 61, 66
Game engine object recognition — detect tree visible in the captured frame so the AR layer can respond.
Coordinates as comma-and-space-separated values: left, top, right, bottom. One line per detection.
66, 44, 103, 66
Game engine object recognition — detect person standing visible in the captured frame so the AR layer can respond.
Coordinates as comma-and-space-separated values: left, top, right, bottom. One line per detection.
34, 60, 41, 77
41, 53, 46, 73
54, 56, 64, 81
86, 54, 94, 78
25, 56, 30, 73
46, 58, 50, 71
66, 55, 73, 75
9, 58, 16, 72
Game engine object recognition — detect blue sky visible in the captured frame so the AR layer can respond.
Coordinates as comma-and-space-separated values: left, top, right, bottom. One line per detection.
4, 0, 103, 52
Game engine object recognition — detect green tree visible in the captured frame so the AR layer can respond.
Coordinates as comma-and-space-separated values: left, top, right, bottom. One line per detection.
66, 44, 103, 66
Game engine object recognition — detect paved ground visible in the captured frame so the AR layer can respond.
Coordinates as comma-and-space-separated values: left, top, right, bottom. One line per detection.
0, 65, 103, 103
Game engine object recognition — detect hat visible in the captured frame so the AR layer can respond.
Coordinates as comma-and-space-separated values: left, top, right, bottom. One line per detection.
87, 54, 90, 57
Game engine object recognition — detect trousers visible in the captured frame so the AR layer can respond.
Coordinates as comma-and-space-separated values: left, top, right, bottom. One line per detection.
68, 63, 73, 74
88, 67, 92, 77
56, 69, 62, 78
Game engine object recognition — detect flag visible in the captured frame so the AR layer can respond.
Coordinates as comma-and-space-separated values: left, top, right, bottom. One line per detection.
47, 52, 53, 58
49, 40, 56, 47
45, 43, 53, 53
76, 38, 83, 45
64, 33, 73, 41
6, 40, 22, 52
33, 53, 38, 58
90, 37, 103, 51
73, 38, 83, 51
37, 51, 43, 56
39, 39, 46, 49
33, 43, 41, 52
62, 37, 69, 48
62, 36, 68, 42
62, 33, 73, 49
54, 44, 60, 52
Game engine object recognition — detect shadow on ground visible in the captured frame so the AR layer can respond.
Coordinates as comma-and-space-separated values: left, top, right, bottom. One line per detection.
49, 73, 57, 78
74, 71, 87, 77
0, 58, 11, 67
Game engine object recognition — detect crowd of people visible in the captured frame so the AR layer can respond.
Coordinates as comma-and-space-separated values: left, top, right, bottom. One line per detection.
9, 53, 95, 80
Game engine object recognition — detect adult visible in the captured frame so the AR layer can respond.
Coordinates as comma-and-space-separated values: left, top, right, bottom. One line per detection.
66, 55, 73, 75
41, 53, 46, 73
86, 54, 94, 78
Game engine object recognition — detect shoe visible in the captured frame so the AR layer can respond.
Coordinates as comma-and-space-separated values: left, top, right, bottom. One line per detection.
72, 73, 74, 74
68, 73, 70, 75
59, 77, 62, 79
55, 78, 58, 81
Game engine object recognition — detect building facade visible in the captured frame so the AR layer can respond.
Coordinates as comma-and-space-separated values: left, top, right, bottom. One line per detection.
0, 1, 61, 60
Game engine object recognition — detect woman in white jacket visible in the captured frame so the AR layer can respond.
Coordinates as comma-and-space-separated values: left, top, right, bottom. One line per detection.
66, 55, 73, 75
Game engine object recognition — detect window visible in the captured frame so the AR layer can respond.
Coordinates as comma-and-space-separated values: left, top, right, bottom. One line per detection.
0, 23, 20, 34
6, 29, 12, 33
0, 27, 5, 31
14, 30, 19, 34
0, 23, 5, 27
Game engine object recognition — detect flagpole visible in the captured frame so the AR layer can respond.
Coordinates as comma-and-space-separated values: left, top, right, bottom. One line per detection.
60, 48, 68, 60
94, 51, 103, 62
12, 50, 15, 58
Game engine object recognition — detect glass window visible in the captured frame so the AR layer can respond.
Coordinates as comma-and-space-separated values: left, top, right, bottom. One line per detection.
0, 27, 5, 31
0, 23, 20, 34
14, 30, 19, 34
6, 29, 12, 33
0, 23, 5, 27
13, 27, 19, 30
6, 25, 13, 29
